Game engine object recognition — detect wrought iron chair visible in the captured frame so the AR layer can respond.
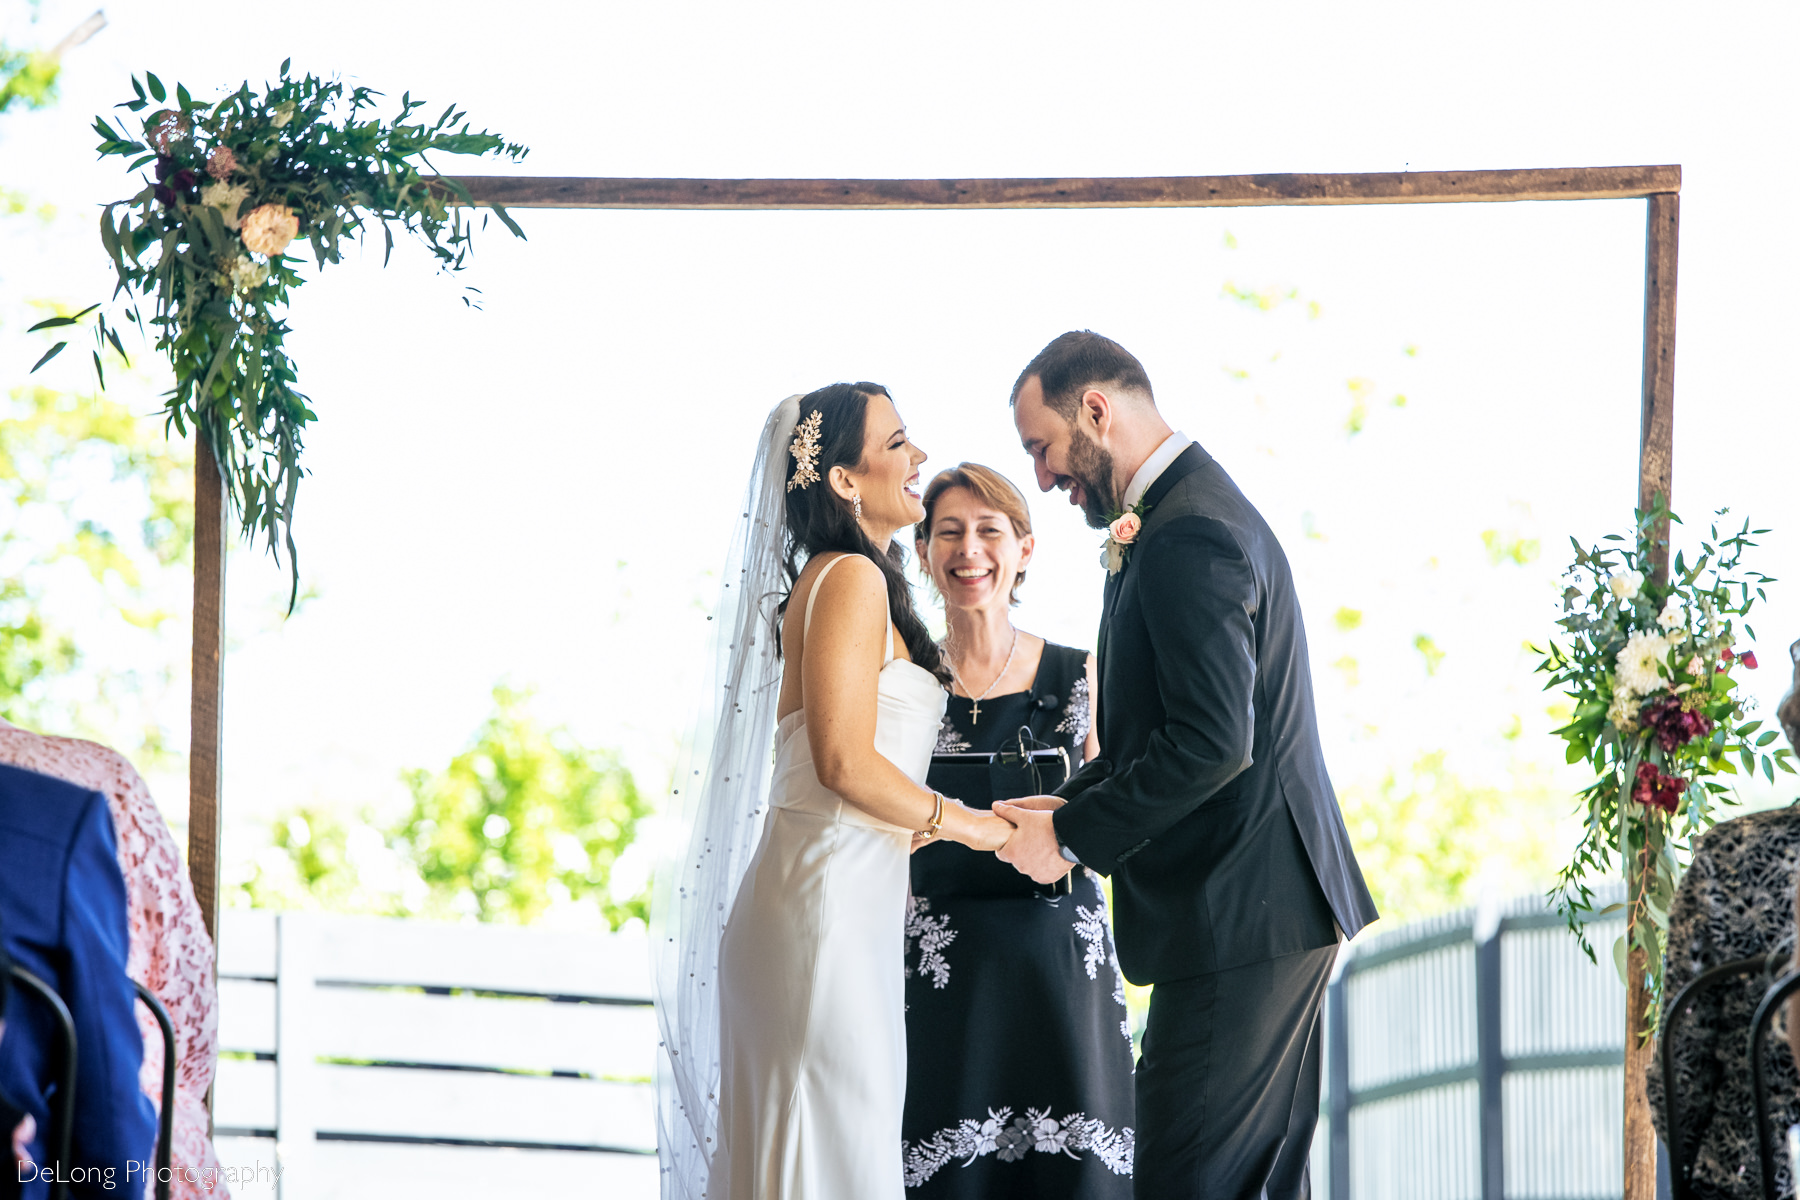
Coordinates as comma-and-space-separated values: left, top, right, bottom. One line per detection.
133, 982, 176, 1200
6, 966, 75, 1200
1661, 954, 1776, 1200
1749, 968, 1800, 1200
4, 969, 175, 1200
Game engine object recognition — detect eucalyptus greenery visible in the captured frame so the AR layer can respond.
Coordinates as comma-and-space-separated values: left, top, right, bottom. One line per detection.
1538, 503, 1790, 1031
38, 63, 528, 602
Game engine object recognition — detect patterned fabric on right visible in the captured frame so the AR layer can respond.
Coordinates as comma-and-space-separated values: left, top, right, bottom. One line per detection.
1650, 807, 1800, 1199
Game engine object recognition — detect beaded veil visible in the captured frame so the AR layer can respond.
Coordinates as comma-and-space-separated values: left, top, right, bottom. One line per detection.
651, 395, 804, 1199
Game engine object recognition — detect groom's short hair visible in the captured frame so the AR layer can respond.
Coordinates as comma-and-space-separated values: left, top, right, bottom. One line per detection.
1010, 330, 1154, 419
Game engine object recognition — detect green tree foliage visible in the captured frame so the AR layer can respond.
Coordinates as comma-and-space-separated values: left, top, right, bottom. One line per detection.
0, 374, 194, 744
1340, 752, 1574, 924
228, 687, 653, 931
396, 686, 651, 928
3, 8, 190, 754
0, 42, 59, 115
227, 806, 411, 917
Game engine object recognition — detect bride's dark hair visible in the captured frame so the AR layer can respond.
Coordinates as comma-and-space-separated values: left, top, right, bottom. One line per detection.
777, 382, 949, 683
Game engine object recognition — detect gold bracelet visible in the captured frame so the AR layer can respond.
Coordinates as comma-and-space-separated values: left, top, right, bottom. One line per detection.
920, 791, 945, 839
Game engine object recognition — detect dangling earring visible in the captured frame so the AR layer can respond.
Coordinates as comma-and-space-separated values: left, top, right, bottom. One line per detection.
853, 495, 863, 521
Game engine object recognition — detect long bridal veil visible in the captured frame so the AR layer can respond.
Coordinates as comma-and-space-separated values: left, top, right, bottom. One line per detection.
652, 395, 803, 1200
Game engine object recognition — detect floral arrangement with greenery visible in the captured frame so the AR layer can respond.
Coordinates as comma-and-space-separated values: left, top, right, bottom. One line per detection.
36, 63, 528, 601
1539, 503, 1790, 1029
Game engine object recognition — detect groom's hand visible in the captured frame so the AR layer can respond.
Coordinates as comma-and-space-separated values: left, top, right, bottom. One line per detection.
993, 800, 1075, 885
1001, 795, 1065, 812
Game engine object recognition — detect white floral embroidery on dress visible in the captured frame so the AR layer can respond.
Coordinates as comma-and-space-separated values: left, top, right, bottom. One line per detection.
904, 897, 957, 989
902, 1105, 1134, 1185
1055, 675, 1092, 742
1072, 877, 1135, 1045
1074, 903, 1109, 981
933, 714, 972, 755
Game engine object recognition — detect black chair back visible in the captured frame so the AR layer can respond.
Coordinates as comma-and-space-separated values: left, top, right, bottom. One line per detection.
1749, 968, 1800, 1200
132, 983, 175, 1200
1661, 955, 1772, 1200
5, 966, 75, 1200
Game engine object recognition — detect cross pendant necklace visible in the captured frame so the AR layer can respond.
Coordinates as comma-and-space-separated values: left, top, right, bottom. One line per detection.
947, 627, 1019, 727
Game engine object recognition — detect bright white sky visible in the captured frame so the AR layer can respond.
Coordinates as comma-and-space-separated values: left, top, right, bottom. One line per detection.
4, 1, 1798, 866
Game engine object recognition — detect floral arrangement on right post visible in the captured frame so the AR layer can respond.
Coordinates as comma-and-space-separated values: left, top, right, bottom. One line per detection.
1538, 503, 1792, 1029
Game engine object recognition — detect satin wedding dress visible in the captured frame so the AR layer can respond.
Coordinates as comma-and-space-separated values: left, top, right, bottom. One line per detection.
716, 553, 948, 1200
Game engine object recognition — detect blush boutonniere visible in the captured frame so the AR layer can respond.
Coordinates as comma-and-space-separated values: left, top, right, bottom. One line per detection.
1100, 502, 1149, 575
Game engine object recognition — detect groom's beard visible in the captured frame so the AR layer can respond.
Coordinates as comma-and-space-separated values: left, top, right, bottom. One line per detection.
1065, 425, 1119, 530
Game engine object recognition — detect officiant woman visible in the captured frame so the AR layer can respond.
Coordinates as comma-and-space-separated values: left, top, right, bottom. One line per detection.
900, 463, 1134, 1199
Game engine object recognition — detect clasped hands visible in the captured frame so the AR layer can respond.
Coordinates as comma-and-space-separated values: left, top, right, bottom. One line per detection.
912, 794, 1074, 886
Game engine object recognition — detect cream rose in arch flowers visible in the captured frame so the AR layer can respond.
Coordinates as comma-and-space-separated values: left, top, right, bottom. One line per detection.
1538, 503, 1791, 1031
239, 202, 300, 257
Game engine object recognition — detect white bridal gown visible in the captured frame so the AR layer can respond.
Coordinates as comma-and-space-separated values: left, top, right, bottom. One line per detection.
717, 553, 948, 1200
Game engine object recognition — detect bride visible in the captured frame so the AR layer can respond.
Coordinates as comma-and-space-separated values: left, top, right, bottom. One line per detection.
654, 383, 1015, 1200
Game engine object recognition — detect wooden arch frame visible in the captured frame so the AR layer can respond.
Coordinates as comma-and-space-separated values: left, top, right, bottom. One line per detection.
184, 164, 1680, 1193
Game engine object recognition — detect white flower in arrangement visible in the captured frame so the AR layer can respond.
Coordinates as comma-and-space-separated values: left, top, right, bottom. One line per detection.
226, 255, 268, 293
1607, 690, 1642, 733
240, 203, 300, 257
1657, 597, 1686, 631
1607, 570, 1644, 602
1615, 630, 1673, 697
200, 181, 251, 231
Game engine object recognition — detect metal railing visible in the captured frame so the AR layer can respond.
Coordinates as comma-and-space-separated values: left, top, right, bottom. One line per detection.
1321, 887, 1628, 1200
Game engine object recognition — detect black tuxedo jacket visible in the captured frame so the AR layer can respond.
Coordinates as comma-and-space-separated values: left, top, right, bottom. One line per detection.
1054, 443, 1378, 984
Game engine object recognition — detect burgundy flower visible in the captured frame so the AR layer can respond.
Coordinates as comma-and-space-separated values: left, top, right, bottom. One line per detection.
154, 155, 176, 181
153, 184, 176, 208
168, 168, 196, 192
1742, 651, 1760, 670
1642, 696, 1716, 754
1722, 647, 1736, 663
1632, 761, 1684, 814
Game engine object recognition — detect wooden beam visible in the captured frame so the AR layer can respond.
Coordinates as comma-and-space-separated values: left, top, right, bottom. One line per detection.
1624, 190, 1678, 1200
188, 434, 227, 945
1637, 192, 1679, 543
446, 165, 1679, 211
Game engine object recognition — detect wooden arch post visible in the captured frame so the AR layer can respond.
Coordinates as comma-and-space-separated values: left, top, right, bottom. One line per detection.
185, 164, 1680, 1192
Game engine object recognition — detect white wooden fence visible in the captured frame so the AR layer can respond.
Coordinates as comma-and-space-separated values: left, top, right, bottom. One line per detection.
209, 895, 1632, 1199
211, 910, 659, 1199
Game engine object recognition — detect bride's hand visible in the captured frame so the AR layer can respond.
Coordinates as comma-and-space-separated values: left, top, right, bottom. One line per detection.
950, 803, 1015, 854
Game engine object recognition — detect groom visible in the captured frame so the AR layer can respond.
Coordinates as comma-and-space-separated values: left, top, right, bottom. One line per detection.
995, 331, 1378, 1198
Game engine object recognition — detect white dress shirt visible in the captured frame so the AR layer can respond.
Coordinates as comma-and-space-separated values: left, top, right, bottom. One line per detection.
1121, 431, 1193, 513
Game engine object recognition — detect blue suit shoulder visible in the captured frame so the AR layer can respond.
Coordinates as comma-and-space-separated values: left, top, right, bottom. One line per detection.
0, 759, 157, 1194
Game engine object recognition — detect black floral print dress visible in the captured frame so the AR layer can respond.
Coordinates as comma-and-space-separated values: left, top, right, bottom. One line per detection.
1648, 806, 1800, 1199
902, 641, 1135, 1199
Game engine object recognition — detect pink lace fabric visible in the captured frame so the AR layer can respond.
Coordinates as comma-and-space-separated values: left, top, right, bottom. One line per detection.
0, 721, 228, 1198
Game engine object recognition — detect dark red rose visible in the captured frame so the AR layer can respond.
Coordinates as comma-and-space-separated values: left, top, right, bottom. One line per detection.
1742, 651, 1759, 669
168, 168, 196, 192
1643, 696, 1716, 754
154, 156, 176, 181
1632, 761, 1684, 814
153, 184, 176, 208
1722, 647, 1736, 662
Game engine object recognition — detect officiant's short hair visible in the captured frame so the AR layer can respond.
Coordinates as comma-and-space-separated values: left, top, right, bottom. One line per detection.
915, 463, 1033, 606
1011, 330, 1154, 419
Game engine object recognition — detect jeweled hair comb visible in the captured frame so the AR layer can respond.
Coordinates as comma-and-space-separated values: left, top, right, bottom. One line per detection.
787, 409, 823, 492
